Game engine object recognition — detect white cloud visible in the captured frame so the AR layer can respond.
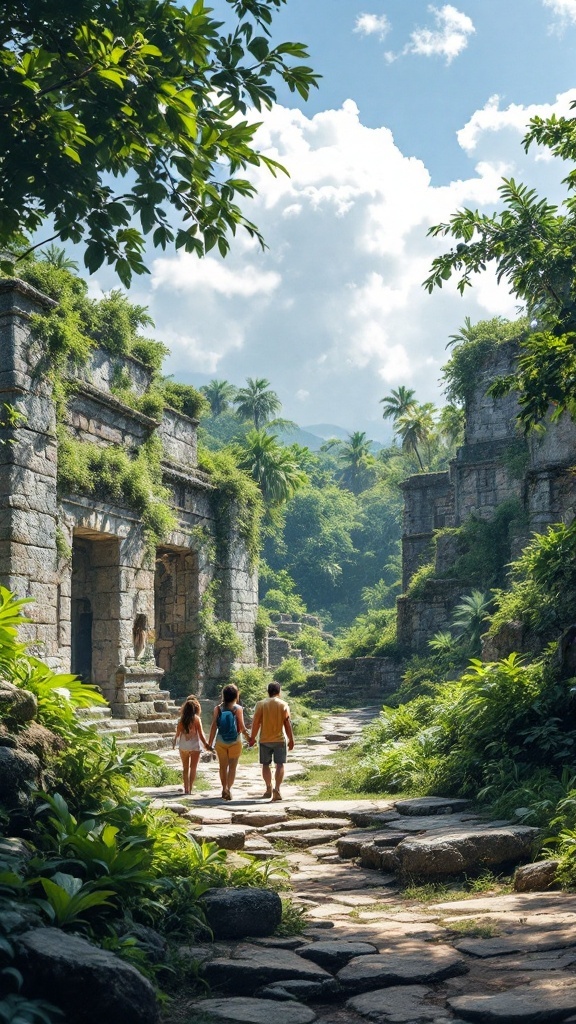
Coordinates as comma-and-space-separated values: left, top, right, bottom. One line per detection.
354, 13, 391, 40
146, 90, 575, 434
151, 253, 281, 298
543, 0, 576, 27
387, 4, 475, 64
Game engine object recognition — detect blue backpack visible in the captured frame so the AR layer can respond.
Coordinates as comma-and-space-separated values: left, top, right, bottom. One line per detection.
217, 706, 238, 743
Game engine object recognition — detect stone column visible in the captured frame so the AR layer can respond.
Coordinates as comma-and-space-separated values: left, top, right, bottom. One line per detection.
0, 280, 59, 664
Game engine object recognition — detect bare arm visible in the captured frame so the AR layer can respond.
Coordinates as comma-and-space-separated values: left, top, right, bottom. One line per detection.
207, 706, 219, 747
249, 705, 263, 745
173, 721, 182, 749
196, 719, 211, 749
284, 713, 295, 751
234, 706, 249, 738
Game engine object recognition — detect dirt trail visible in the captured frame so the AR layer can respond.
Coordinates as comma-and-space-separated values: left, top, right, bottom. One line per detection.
146, 709, 576, 1024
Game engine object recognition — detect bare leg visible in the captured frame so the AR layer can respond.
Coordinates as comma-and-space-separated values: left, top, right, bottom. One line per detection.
179, 751, 192, 794
261, 764, 272, 797
226, 757, 239, 796
189, 751, 201, 792
275, 764, 285, 791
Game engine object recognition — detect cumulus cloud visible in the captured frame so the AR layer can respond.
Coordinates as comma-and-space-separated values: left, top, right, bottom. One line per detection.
354, 13, 391, 40
387, 4, 475, 64
543, 0, 576, 27
148, 90, 573, 434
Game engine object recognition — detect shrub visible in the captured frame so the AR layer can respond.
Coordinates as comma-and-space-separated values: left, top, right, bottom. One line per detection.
273, 658, 307, 686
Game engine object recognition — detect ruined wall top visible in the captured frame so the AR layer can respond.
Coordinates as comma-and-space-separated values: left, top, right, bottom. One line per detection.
463, 338, 520, 446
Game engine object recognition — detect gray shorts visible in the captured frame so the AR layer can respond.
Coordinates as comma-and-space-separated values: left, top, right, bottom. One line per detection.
259, 742, 287, 765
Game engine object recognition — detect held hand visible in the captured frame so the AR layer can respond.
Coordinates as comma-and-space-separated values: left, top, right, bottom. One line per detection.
248, 738, 255, 748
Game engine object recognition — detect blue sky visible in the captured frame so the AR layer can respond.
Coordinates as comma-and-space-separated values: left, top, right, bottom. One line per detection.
90, 1, 576, 439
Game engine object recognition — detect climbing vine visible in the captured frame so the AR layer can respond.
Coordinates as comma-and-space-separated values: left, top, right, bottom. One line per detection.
198, 445, 264, 570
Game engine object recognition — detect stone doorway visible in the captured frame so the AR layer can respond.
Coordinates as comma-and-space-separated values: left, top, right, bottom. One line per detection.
154, 547, 200, 695
71, 529, 122, 695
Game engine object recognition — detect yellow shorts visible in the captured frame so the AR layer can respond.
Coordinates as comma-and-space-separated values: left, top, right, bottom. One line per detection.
215, 739, 242, 762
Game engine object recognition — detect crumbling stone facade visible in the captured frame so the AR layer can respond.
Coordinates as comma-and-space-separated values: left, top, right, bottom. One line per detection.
399, 337, 576, 652
0, 279, 257, 714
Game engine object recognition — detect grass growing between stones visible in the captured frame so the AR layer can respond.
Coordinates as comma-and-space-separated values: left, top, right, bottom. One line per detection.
294, 758, 395, 801
401, 871, 513, 903
275, 897, 310, 935
442, 917, 501, 938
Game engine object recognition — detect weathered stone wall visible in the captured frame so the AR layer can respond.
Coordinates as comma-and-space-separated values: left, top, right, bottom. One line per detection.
0, 279, 257, 707
398, 335, 576, 655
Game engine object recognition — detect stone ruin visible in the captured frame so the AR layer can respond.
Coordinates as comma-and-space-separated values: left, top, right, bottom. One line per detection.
0, 278, 257, 734
398, 336, 576, 652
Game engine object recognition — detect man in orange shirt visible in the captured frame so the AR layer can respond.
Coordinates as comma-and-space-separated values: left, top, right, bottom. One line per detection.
249, 681, 294, 801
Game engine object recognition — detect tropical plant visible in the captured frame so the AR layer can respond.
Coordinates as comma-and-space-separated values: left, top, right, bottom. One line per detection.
0, 0, 318, 284
326, 431, 376, 495
238, 430, 307, 506
200, 380, 238, 418
395, 403, 436, 471
35, 873, 116, 929
234, 379, 282, 430
451, 590, 492, 653
380, 386, 417, 424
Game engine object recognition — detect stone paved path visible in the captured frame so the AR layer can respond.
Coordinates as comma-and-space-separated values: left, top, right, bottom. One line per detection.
146, 709, 576, 1024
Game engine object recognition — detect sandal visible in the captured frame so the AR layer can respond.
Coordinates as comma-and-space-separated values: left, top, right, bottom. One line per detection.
261, 788, 272, 799
272, 788, 282, 802
223, 789, 232, 801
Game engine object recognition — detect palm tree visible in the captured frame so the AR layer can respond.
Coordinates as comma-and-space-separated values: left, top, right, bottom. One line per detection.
333, 431, 376, 494
238, 430, 307, 505
395, 403, 435, 471
380, 386, 417, 424
200, 379, 237, 417
234, 378, 282, 429
452, 590, 492, 653
41, 244, 79, 272
438, 403, 465, 447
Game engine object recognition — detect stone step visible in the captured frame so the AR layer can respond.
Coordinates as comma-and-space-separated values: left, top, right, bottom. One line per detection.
137, 719, 178, 735
76, 706, 112, 720
116, 734, 174, 751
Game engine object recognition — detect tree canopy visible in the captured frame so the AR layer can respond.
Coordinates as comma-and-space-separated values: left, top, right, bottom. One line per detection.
424, 103, 576, 430
0, 0, 318, 285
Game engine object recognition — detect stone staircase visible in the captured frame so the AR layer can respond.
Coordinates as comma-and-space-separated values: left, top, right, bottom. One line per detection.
77, 688, 181, 750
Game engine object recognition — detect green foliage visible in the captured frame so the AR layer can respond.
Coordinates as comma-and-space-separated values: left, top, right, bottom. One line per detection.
238, 429, 308, 508
161, 381, 208, 421
199, 445, 264, 569
489, 519, 576, 650
340, 653, 576, 799
329, 609, 400, 660
0, 0, 318, 284
273, 658, 307, 686
275, 897, 308, 936
57, 432, 177, 549
162, 635, 199, 705
229, 667, 270, 710
234, 378, 282, 430
441, 316, 529, 408
405, 561, 435, 598
200, 582, 244, 666
439, 499, 526, 591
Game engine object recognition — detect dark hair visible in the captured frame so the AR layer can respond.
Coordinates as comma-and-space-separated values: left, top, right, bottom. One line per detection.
268, 681, 281, 696
222, 683, 239, 705
181, 695, 200, 732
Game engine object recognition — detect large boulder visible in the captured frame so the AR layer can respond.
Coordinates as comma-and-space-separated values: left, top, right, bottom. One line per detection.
0, 746, 41, 811
514, 860, 560, 893
17, 928, 159, 1024
17, 722, 65, 761
394, 825, 540, 879
202, 888, 282, 940
0, 681, 37, 726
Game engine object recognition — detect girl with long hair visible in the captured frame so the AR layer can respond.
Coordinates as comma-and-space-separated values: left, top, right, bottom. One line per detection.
172, 695, 212, 795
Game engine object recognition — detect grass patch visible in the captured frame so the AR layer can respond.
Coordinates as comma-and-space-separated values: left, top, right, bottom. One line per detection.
443, 917, 501, 938
401, 871, 512, 903
295, 759, 394, 801
275, 898, 309, 936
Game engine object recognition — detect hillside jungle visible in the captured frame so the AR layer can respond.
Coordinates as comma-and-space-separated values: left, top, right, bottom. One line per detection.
4, 253, 576, 1020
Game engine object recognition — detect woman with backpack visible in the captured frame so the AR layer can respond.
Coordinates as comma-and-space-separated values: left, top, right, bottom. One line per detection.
173, 695, 212, 795
207, 683, 249, 800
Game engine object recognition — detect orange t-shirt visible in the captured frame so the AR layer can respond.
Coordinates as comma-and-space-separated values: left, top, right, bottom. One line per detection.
255, 696, 290, 744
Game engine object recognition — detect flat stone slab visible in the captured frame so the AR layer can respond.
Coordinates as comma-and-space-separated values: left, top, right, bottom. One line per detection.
337, 945, 468, 992
259, 818, 349, 834
232, 811, 288, 827
258, 979, 339, 1001
448, 977, 576, 1022
189, 825, 247, 850
298, 940, 378, 972
431, 892, 576, 915
265, 829, 346, 848
193, 997, 316, 1023
385, 814, 479, 834
337, 830, 406, 860
455, 923, 576, 958
395, 825, 539, 878
395, 796, 471, 816
202, 944, 332, 995
348, 811, 402, 828
347, 985, 437, 1022
287, 801, 396, 820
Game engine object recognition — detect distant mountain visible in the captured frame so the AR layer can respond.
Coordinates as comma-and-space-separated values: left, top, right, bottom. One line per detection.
276, 422, 384, 453
303, 423, 350, 441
